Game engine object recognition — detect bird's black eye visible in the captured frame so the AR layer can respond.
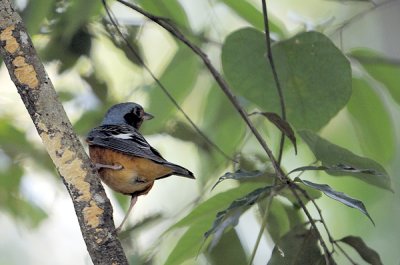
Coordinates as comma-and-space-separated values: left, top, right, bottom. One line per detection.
123, 106, 144, 128
133, 106, 142, 117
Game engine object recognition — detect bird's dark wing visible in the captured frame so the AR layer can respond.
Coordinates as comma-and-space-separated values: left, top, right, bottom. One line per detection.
87, 124, 194, 178
86, 124, 168, 164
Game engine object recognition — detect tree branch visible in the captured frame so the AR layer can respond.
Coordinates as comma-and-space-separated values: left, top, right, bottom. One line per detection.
260, 0, 287, 165
0, 1, 128, 264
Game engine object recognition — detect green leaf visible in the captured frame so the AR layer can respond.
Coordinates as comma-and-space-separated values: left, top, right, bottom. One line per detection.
339, 236, 383, 265
5, 195, 48, 228
219, 0, 285, 36
347, 78, 395, 163
351, 49, 400, 105
222, 28, 352, 131
0, 165, 23, 191
208, 230, 248, 265
55, 1, 101, 42
0, 119, 52, 170
205, 186, 273, 248
250, 111, 297, 154
297, 179, 374, 225
142, 46, 199, 133
211, 169, 264, 190
262, 199, 292, 242
289, 164, 386, 176
136, 0, 189, 29
172, 183, 264, 229
22, 0, 54, 34
298, 130, 392, 191
268, 226, 324, 265
165, 222, 209, 265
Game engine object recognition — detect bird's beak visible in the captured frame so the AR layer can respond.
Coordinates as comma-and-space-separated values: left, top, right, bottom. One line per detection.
143, 112, 154, 120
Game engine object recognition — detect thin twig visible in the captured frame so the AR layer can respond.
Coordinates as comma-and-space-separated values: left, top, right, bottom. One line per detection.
261, 0, 287, 165
114, 0, 286, 181
101, 0, 235, 163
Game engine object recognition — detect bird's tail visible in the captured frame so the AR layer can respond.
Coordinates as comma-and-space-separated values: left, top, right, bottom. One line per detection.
165, 162, 195, 179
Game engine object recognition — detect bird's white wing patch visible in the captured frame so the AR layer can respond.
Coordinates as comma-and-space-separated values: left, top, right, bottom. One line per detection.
112, 133, 133, 139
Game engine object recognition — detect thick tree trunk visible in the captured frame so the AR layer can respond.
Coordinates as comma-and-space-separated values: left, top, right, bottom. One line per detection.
0, 1, 128, 264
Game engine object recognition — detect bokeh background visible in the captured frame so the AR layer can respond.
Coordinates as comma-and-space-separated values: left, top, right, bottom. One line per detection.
0, 0, 399, 264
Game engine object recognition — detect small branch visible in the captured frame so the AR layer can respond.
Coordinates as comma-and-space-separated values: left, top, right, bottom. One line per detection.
114, 0, 286, 181
260, 0, 287, 165
0, 1, 127, 264
102, 0, 235, 163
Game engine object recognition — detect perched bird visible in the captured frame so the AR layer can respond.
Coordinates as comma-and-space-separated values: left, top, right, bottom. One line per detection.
86, 102, 194, 231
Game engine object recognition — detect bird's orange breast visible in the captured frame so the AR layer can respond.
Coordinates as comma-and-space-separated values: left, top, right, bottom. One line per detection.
88, 146, 173, 195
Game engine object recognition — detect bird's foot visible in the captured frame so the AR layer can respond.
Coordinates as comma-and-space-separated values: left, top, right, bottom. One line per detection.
95, 163, 123, 170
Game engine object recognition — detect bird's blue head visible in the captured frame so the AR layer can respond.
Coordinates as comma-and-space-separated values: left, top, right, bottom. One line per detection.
101, 102, 154, 129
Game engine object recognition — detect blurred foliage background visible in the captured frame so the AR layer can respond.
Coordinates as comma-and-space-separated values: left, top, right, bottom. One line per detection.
0, 0, 400, 264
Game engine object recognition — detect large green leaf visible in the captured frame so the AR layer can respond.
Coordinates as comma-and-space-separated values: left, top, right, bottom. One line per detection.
347, 78, 395, 163
142, 46, 200, 133
351, 49, 400, 105
172, 183, 264, 229
164, 222, 209, 265
208, 230, 248, 265
222, 28, 352, 131
298, 130, 392, 191
268, 226, 325, 265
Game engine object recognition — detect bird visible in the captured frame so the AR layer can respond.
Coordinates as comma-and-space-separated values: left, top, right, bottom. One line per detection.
86, 102, 195, 231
